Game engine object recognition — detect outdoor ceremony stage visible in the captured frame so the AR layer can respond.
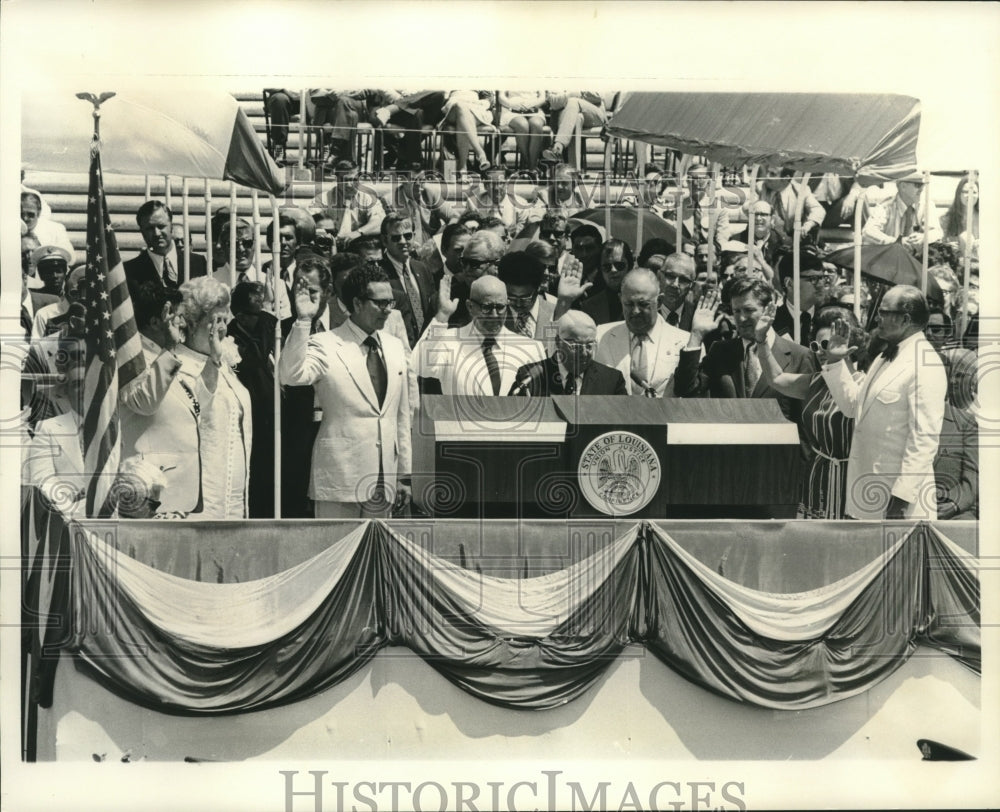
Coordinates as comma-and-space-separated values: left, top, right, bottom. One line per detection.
21, 493, 980, 762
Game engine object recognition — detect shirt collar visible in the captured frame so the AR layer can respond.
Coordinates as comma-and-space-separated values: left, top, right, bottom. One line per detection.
344, 316, 378, 346
146, 244, 178, 273
385, 252, 406, 275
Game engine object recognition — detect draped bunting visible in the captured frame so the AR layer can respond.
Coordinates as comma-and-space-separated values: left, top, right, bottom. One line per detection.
21, 492, 979, 741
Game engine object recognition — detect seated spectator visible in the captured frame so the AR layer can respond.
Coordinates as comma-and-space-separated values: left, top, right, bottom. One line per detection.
119, 281, 213, 517
318, 89, 399, 165
264, 88, 301, 163
498, 91, 547, 170
465, 168, 533, 234
510, 311, 627, 396
370, 90, 447, 169
756, 166, 825, 247
540, 91, 607, 166
124, 200, 208, 292
431, 229, 506, 328
934, 348, 978, 520
379, 214, 437, 347
32, 263, 86, 339
940, 177, 979, 262
543, 164, 590, 217
380, 165, 458, 246
175, 276, 252, 519
440, 90, 496, 172
772, 252, 831, 345
679, 277, 815, 421
593, 268, 697, 398
228, 281, 278, 517
313, 159, 386, 248
862, 171, 942, 247
724, 199, 783, 270
498, 251, 556, 345
416, 275, 545, 396
21, 190, 74, 260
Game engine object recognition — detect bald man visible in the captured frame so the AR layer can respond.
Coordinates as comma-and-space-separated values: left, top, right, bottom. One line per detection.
415, 275, 545, 396
594, 269, 698, 397
510, 311, 627, 396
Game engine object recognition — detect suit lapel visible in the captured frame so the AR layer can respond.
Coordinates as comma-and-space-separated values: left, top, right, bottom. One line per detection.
857, 355, 907, 423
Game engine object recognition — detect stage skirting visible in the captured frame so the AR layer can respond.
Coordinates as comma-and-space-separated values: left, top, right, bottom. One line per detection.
21, 490, 980, 761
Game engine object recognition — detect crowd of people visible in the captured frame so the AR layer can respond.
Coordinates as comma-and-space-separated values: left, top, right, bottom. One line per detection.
19, 150, 980, 523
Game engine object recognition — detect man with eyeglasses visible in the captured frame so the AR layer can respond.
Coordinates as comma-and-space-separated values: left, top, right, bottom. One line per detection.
280, 263, 412, 519
498, 251, 556, 345
862, 170, 942, 248
557, 239, 634, 327
379, 214, 436, 348
510, 311, 626, 396
772, 252, 830, 346
656, 252, 697, 332
593, 268, 698, 398
415, 275, 545, 396
432, 229, 505, 328
313, 159, 386, 250
821, 284, 947, 519
212, 219, 289, 320
756, 165, 825, 245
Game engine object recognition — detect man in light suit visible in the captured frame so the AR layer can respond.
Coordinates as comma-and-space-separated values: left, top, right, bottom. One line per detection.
416, 275, 545, 396
123, 200, 208, 292
822, 285, 947, 519
594, 269, 699, 397
510, 312, 627, 396
280, 264, 411, 518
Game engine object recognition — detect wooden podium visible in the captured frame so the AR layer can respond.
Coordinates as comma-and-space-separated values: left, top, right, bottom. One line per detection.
413, 396, 804, 519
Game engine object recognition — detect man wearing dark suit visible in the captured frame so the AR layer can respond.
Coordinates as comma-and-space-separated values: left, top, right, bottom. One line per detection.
498, 250, 557, 349
770, 251, 828, 346
379, 213, 436, 347
123, 200, 207, 292
677, 277, 815, 421
656, 252, 698, 331
510, 311, 627, 396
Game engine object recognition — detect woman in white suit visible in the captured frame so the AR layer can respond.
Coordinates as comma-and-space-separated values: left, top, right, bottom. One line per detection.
176, 277, 253, 519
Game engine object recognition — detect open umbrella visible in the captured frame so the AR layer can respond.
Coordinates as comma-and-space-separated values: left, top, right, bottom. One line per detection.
22, 86, 285, 194
825, 243, 942, 296
567, 207, 680, 251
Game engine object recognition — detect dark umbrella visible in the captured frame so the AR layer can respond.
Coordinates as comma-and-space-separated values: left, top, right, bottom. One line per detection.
568, 207, 681, 251
824, 243, 942, 296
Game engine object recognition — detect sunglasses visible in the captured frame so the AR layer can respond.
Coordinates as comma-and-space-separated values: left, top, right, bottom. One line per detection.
389, 232, 414, 243
507, 293, 538, 305
540, 229, 567, 240
233, 239, 255, 250
471, 302, 507, 315
809, 339, 830, 353
461, 257, 496, 270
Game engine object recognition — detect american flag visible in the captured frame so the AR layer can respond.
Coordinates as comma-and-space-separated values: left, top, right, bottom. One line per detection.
82, 144, 146, 517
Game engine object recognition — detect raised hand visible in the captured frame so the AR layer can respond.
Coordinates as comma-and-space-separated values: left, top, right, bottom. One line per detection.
556, 255, 592, 302
434, 274, 459, 322
163, 303, 185, 350
824, 317, 856, 363
293, 276, 321, 321
207, 312, 227, 366
690, 289, 723, 338
755, 301, 776, 343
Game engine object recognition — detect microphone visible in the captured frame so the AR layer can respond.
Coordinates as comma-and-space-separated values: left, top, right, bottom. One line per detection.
511, 374, 534, 396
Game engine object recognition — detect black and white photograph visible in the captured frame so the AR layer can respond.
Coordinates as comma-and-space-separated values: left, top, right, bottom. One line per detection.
1, 2, 998, 810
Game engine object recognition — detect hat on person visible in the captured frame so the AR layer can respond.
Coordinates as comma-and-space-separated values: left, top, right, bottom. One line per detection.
31, 245, 72, 267
896, 168, 926, 184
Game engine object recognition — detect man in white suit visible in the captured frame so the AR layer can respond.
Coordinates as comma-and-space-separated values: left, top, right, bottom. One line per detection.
280, 264, 412, 518
594, 269, 698, 397
415, 275, 545, 396
822, 285, 947, 519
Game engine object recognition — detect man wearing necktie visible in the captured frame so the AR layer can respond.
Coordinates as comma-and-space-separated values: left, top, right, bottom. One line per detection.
593, 269, 697, 397
415, 275, 545, 396
771, 252, 829, 347
379, 214, 436, 348
499, 251, 556, 347
279, 263, 411, 519
862, 170, 943, 247
821, 285, 947, 519
263, 207, 315, 323
123, 200, 207, 293
655, 252, 697, 332
510, 312, 627, 396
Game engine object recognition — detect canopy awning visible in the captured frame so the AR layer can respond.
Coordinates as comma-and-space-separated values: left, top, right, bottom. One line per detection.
22, 87, 286, 195
606, 92, 921, 181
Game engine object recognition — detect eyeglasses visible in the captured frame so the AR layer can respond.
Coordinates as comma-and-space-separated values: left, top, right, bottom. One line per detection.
601, 261, 629, 274
809, 339, 830, 353
623, 299, 657, 312
389, 232, 414, 243
471, 301, 507, 315
366, 297, 396, 310
925, 324, 952, 334
661, 272, 693, 285
540, 229, 567, 240
234, 239, 255, 250
507, 293, 537, 306
461, 257, 497, 270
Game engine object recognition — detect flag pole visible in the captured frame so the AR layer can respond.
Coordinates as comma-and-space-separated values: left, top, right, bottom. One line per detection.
853, 185, 864, 321
251, 190, 263, 277
164, 174, 171, 210
144, 174, 151, 200
204, 179, 213, 270
746, 164, 760, 277
792, 171, 812, 345
960, 170, 977, 341
270, 194, 283, 518
181, 177, 191, 284
229, 182, 237, 288
920, 169, 931, 294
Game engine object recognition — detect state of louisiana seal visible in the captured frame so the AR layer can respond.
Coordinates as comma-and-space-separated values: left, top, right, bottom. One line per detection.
577, 431, 661, 516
